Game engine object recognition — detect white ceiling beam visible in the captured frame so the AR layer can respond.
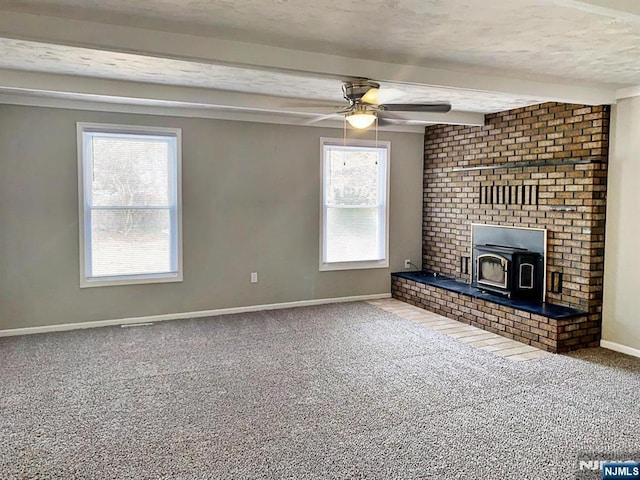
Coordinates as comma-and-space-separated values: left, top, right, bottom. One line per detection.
0, 69, 485, 128
0, 69, 326, 114
616, 85, 640, 100
0, 92, 425, 133
0, 11, 616, 106
549, 0, 640, 21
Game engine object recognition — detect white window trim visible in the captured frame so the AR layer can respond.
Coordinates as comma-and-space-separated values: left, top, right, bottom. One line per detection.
319, 137, 390, 272
77, 122, 183, 288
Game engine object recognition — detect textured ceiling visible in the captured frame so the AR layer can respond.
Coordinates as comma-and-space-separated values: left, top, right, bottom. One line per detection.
2, 0, 640, 86
0, 39, 545, 113
0, 0, 636, 125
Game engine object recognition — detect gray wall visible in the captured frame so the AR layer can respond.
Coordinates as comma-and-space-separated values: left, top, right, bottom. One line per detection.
0, 105, 424, 329
603, 99, 640, 352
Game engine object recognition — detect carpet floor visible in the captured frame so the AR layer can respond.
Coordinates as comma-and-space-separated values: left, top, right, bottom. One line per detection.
1, 302, 639, 479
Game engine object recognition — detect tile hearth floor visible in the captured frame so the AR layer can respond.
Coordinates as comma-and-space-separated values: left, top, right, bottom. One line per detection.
367, 298, 552, 362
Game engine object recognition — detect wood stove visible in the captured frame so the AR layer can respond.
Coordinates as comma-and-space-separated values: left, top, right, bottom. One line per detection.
474, 243, 543, 301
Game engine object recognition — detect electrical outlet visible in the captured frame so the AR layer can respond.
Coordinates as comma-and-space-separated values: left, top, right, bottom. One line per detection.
405, 259, 411, 269
250, 272, 258, 283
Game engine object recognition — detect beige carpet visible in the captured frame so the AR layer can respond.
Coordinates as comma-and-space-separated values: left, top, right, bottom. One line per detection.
1, 302, 639, 479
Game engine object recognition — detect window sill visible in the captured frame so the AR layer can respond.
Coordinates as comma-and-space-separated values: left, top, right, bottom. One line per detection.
320, 260, 389, 272
80, 272, 183, 288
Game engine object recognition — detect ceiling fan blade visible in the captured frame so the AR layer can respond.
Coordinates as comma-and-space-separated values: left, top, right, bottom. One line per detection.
379, 103, 452, 113
281, 104, 345, 111
376, 110, 407, 120
361, 87, 406, 106
376, 116, 404, 127
303, 112, 342, 125
364, 87, 406, 105
361, 88, 379, 105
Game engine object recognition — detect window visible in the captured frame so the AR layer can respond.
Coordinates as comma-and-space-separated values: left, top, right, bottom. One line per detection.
320, 138, 390, 271
77, 123, 182, 287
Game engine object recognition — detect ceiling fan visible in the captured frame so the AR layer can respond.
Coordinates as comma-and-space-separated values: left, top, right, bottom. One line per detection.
311, 79, 452, 129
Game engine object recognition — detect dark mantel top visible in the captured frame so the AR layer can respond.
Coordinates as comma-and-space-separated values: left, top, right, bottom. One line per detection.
392, 271, 587, 320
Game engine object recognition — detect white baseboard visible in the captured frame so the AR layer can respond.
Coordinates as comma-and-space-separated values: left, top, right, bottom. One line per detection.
600, 340, 640, 359
0, 293, 391, 337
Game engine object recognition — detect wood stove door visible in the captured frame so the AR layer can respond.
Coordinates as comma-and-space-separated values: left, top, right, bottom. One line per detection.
511, 252, 543, 302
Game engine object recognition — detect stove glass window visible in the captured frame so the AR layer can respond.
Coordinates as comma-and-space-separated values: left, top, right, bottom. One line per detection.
478, 255, 506, 287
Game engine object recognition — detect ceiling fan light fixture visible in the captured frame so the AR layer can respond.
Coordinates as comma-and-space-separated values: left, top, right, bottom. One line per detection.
345, 111, 377, 129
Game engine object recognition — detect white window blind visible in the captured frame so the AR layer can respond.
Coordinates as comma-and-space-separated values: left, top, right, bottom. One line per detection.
320, 138, 390, 271
78, 123, 182, 287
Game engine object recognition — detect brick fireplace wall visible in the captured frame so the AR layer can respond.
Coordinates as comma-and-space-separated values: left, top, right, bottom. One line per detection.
393, 102, 610, 352
423, 102, 609, 312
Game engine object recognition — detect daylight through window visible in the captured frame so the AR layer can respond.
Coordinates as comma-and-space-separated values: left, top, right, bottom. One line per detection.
320, 138, 390, 271
78, 123, 182, 287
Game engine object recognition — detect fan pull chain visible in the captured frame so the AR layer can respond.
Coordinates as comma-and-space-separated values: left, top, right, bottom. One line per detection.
375, 116, 379, 164
343, 116, 347, 165
343, 116, 347, 147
